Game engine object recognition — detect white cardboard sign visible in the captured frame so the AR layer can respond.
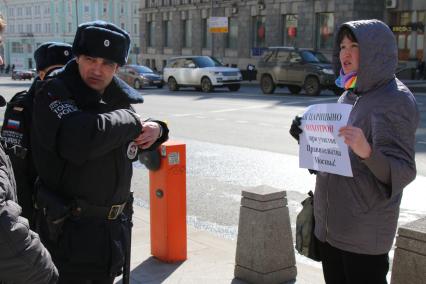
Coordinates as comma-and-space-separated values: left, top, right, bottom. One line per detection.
299, 103, 353, 177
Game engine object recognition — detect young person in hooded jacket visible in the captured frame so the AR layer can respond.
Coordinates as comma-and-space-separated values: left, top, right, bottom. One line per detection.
0, 16, 59, 284
290, 19, 419, 284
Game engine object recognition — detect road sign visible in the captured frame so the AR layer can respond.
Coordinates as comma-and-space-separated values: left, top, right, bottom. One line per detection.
208, 17, 228, 33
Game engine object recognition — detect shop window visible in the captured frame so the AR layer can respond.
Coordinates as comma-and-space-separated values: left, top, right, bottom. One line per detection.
316, 13, 334, 49
202, 18, 211, 49
283, 14, 298, 46
226, 17, 238, 49
252, 16, 266, 48
163, 20, 172, 47
182, 19, 192, 48
148, 21, 155, 47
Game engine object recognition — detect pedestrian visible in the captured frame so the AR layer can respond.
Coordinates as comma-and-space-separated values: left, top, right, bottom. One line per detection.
0, 42, 73, 228
5, 64, 9, 74
290, 19, 419, 284
0, 16, 59, 284
31, 20, 169, 284
247, 63, 255, 81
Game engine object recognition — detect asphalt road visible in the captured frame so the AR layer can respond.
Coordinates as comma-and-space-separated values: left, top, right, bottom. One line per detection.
0, 77, 425, 241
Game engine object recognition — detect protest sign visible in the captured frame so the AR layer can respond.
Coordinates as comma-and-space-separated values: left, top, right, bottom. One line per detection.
299, 103, 353, 177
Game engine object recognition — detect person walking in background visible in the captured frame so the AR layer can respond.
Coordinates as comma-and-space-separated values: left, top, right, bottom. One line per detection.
290, 19, 419, 284
1, 42, 73, 228
31, 21, 168, 284
0, 16, 59, 284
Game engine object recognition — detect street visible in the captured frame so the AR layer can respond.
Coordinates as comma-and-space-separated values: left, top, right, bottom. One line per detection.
1, 77, 425, 242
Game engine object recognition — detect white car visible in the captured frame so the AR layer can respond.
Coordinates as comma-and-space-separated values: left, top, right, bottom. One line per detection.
163, 56, 242, 92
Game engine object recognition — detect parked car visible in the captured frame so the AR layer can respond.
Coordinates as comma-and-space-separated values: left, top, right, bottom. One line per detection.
117, 64, 163, 89
11, 69, 34, 80
256, 47, 342, 96
163, 56, 242, 92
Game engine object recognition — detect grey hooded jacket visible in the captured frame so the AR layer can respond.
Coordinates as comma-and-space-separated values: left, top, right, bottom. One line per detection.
0, 143, 58, 284
313, 19, 420, 255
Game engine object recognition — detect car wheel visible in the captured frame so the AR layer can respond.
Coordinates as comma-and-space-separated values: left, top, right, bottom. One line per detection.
201, 77, 213, 93
168, 77, 179, 91
134, 79, 141, 89
228, 84, 240, 92
288, 85, 302, 94
304, 76, 321, 96
260, 75, 276, 94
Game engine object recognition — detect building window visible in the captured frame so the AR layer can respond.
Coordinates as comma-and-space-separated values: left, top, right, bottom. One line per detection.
25, 7, 32, 16
68, 22, 72, 33
283, 14, 298, 46
26, 24, 32, 33
163, 20, 172, 47
226, 17, 238, 49
103, 1, 108, 14
35, 23, 41, 33
17, 24, 23, 33
202, 18, 211, 49
316, 12, 334, 49
17, 7, 23, 17
56, 23, 59, 33
183, 19, 192, 48
252, 16, 266, 48
12, 42, 24, 53
133, 23, 138, 34
9, 24, 14, 33
84, 4, 90, 14
120, 4, 124, 14
8, 7, 14, 17
35, 5, 40, 16
148, 21, 155, 47
121, 23, 125, 30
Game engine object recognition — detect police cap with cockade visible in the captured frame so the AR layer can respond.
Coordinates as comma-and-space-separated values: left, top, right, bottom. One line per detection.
72, 20, 130, 66
34, 42, 73, 71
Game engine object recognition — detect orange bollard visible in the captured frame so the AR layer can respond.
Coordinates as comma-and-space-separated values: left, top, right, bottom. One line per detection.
149, 140, 187, 262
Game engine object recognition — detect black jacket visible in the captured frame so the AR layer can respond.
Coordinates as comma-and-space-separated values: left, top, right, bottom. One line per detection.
0, 143, 58, 284
31, 59, 167, 278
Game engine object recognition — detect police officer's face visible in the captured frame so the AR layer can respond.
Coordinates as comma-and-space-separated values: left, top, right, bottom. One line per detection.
76, 55, 119, 94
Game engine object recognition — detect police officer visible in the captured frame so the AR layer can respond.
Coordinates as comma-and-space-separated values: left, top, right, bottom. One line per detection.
0, 17, 59, 284
31, 21, 168, 284
1, 42, 73, 228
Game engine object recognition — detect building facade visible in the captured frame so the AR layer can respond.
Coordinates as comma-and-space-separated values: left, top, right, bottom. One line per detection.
0, 0, 141, 69
140, 0, 426, 71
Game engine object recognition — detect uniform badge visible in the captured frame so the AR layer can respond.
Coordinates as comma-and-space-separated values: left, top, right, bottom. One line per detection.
104, 39, 110, 47
64, 50, 69, 56
7, 119, 20, 130
127, 141, 138, 159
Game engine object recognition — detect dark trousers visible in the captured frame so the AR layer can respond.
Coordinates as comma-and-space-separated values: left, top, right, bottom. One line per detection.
319, 241, 389, 284
58, 276, 115, 284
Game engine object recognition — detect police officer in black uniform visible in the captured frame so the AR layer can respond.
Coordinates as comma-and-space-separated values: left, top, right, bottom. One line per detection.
1, 42, 73, 228
0, 17, 59, 284
31, 21, 168, 283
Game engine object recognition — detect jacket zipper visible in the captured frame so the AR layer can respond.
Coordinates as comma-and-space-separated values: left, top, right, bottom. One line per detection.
325, 92, 361, 242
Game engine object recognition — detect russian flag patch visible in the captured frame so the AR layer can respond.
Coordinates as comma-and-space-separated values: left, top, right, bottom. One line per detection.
7, 119, 20, 129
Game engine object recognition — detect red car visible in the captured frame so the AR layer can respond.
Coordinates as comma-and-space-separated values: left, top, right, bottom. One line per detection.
11, 69, 34, 80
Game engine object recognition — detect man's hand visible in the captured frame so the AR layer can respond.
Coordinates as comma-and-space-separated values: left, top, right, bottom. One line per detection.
289, 115, 303, 143
338, 125, 372, 159
134, 121, 161, 149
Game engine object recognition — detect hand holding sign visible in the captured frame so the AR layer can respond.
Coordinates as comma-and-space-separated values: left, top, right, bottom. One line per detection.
338, 126, 372, 159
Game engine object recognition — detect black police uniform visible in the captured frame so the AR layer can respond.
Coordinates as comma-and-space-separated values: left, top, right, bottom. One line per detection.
31, 58, 168, 281
0, 42, 72, 227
